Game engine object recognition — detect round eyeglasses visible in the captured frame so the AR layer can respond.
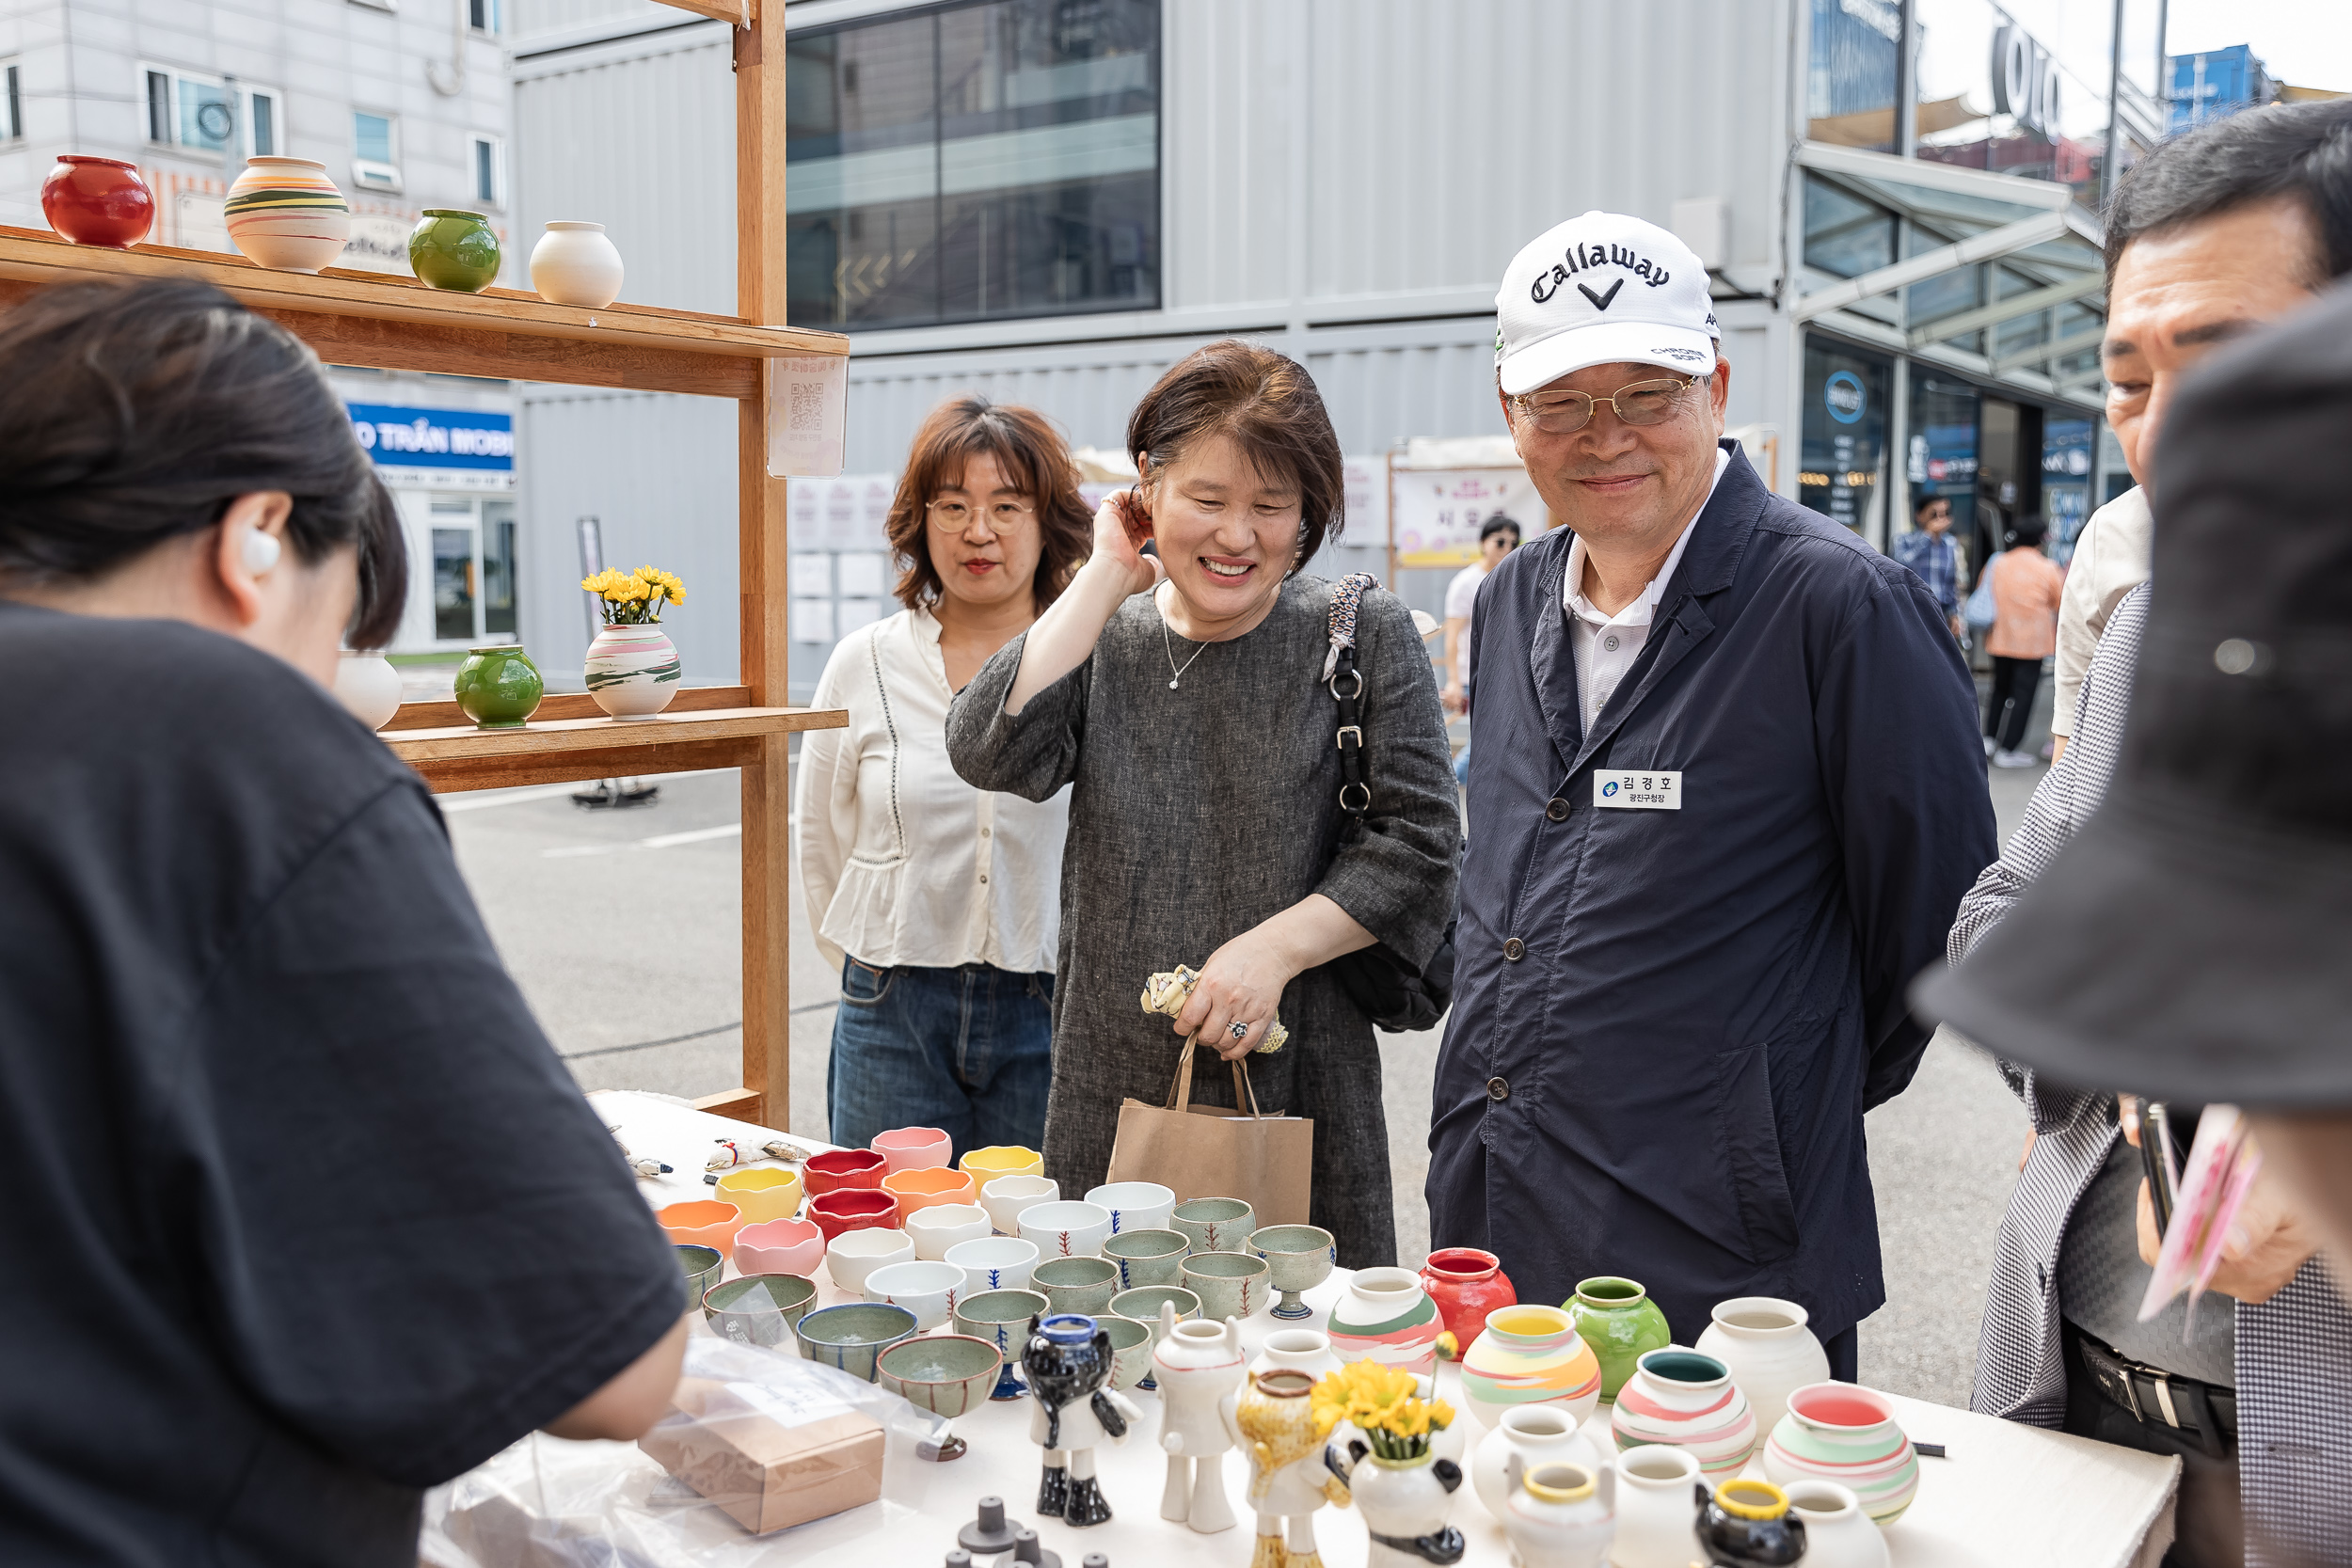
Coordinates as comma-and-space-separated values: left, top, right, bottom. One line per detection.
927, 498, 1035, 531
1508, 375, 1702, 436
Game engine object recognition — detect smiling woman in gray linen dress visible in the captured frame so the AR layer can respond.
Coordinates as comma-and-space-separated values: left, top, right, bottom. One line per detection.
946, 341, 1459, 1267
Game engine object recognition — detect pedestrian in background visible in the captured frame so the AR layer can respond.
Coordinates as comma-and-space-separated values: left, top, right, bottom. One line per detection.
1981, 515, 2063, 768
795, 396, 1092, 1160
1441, 513, 1519, 783
1892, 492, 1964, 639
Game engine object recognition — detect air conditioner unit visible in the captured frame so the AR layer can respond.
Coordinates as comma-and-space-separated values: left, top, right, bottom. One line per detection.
350, 159, 401, 193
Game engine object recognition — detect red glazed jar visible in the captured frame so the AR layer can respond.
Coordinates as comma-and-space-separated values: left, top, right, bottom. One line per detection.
806, 1186, 898, 1243
1421, 1246, 1518, 1346
41, 156, 155, 248
803, 1147, 889, 1196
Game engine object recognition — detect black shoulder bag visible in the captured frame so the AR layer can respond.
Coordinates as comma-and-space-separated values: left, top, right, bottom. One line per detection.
1324, 577, 1457, 1034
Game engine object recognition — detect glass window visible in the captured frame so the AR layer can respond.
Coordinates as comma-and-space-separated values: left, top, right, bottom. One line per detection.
1802, 175, 1897, 280
5, 64, 21, 141
249, 90, 274, 156
1908, 372, 1981, 524
432, 526, 476, 641
472, 137, 501, 206
179, 76, 233, 152
2042, 416, 2094, 564
1801, 340, 1892, 536
1806, 0, 1901, 150
355, 112, 394, 165
139, 67, 283, 157
147, 71, 169, 143
1913, 0, 2121, 205
468, 0, 500, 31
788, 0, 1160, 330
482, 502, 517, 636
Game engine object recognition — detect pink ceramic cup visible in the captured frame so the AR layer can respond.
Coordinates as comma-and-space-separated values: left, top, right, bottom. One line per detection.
733, 1215, 826, 1276
808, 1187, 900, 1243
871, 1126, 952, 1173
803, 1148, 889, 1196
657, 1199, 745, 1250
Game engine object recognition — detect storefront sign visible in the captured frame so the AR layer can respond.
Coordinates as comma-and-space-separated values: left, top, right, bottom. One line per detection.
1992, 25, 2064, 140
1390, 467, 1542, 568
1824, 371, 1867, 425
347, 404, 515, 492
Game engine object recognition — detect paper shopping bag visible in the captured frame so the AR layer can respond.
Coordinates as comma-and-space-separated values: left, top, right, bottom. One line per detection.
1104, 1039, 1314, 1228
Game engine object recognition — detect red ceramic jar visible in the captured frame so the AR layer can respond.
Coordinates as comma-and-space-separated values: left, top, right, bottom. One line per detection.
1421, 1246, 1518, 1346
806, 1186, 899, 1243
803, 1147, 889, 1196
41, 156, 155, 249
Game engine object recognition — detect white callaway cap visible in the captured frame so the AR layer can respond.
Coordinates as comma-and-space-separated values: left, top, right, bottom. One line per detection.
1494, 211, 1720, 396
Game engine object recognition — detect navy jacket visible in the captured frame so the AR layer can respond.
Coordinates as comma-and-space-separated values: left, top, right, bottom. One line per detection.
1428, 445, 1995, 1346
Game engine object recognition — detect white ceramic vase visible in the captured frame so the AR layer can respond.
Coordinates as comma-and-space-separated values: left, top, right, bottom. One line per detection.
530, 220, 625, 308
1609, 1444, 1707, 1568
583, 622, 681, 718
1782, 1480, 1891, 1568
1152, 1310, 1241, 1533
1693, 1296, 1832, 1440
1501, 1457, 1614, 1568
1249, 1327, 1343, 1383
223, 157, 350, 272
1326, 1265, 1445, 1375
332, 651, 403, 730
1472, 1403, 1607, 1522
1349, 1449, 1465, 1568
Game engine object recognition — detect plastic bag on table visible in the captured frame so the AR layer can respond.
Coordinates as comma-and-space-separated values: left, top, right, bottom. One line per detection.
420, 1338, 949, 1568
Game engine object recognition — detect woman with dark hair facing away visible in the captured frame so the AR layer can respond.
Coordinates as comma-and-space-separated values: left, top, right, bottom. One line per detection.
946, 341, 1460, 1265
0, 280, 686, 1568
1982, 513, 2065, 768
796, 395, 1093, 1156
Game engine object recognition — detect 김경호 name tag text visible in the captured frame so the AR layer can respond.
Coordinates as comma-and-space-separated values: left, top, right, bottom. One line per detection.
1594, 770, 1682, 810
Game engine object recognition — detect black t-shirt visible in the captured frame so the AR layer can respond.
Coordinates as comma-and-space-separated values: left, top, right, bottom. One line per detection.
0, 604, 682, 1567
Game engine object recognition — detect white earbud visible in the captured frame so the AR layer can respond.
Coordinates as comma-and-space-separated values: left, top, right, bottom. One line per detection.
241, 531, 281, 576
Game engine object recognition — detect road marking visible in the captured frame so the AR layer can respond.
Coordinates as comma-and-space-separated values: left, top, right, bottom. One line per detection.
541, 822, 744, 858
439, 783, 600, 813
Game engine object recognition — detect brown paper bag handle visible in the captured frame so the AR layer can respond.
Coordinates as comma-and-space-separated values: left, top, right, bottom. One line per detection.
1166, 1037, 1265, 1118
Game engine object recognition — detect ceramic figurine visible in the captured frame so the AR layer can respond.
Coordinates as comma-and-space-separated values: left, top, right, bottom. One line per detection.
1250, 1225, 1336, 1320
1459, 1305, 1602, 1431
40, 155, 154, 247
1421, 1247, 1517, 1346
1609, 1347, 1756, 1481
1695, 1478, 1805, 1566
1761, 1382, 1919, 1525
1609, 1444, 1707, 1568
1470, 1403, 1606, 1522
1224, 1370, 1350, 1568
1336, 1439, 1464, 1567
1023, 1313, 1142, 1528
583, 621, 681, 718
529, 220, 625, 308
1563, 1276, 1672, 1407
1781, 1480, 1890, 1568
1327, 1267, 1445, 1376
1153, 1308, 1243, 1533
409, 209, 501, 292
1694, 1297, 1831, 1440
452, 644, 542, 729
1499, 1458, 1614, 1568
223, 157, 350, 272
332, 651, 403, 730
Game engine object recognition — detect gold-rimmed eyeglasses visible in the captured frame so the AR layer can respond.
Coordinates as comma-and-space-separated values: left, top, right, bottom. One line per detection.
927, 498, 1036, 531
1507, 375, 1702, 435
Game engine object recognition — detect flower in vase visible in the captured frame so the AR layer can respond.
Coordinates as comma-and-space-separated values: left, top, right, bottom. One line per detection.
581, 564, 686, 626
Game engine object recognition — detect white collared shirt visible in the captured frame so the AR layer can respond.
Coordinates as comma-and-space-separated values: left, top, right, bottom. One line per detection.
1562, 445, 1730, 732
794, 606, 1069, 974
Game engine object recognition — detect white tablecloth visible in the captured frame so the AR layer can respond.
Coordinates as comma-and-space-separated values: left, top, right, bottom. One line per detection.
559, 1094, 2182, 1568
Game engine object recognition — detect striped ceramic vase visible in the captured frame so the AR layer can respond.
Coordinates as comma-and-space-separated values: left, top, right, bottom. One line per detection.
1610, 1347, 1757, 1481
1459, 1304, 1602, 1429
1326, 1266, 1445, 1376
584, 622, 682, 718
224, 158, 350, 273
1762, 1381, 1920, 1525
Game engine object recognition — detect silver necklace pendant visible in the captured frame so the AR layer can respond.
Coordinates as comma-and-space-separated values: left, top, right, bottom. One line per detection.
1168, 678, 1180, 689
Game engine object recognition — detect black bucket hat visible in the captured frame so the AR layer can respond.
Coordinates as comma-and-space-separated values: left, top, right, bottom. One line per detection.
1915, 278, 2352, 1108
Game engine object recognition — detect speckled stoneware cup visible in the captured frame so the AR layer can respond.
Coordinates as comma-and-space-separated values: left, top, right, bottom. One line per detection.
1182, 1250, 1271, 1322
1033, 1255, 1120, 1317
794, 1302, 918, 1381
877, 1334, 1002, 1418
1100, 1313, 1155, 1390
953, 1287, 1050, 1401
675, 1244, 723, 1309
703, 1273, 817, 1349
1103, 1227, 1189, 1290
1170, 1196, 1256, 1254
1110, 1285, 1200, 1333
1250, 1224, 1337, 1321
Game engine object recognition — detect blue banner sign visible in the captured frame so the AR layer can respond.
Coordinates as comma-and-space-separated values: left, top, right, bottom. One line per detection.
346, 404, 514, 471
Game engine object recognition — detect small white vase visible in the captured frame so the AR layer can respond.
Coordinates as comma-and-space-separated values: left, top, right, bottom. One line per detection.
1327, 1265, 1445, 1375
332, 651, 403, 730
583, 622, 680, 718
1249, 1327, 1342, 1383
224, 157, 350, 273
1501, 1457, 1614, 1568
1472, 1403, 1606, 1522
530, 220, 625, 308
1609, 1444, 1707, 1568
1693, 1296, 1831, 1441
1782, 1480, 1891, 1568
1347, 1449, 1464, 1568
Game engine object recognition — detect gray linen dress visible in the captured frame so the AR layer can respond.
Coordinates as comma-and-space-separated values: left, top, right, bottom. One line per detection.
946, 575, 1460, 1266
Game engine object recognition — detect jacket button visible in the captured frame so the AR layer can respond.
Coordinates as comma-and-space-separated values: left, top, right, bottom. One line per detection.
1486, 1077, 1510, 1101
1502, 938, 1526, 961
1545, 797, 1570, 821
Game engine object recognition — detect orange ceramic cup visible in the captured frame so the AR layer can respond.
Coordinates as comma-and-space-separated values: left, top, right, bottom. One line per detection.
960, 1145, 1044, 1185
715, 1166, 803, 1225
872, 1126, 952, 1173
658, 1199, 745, 1250
882, 1165, 977, 1226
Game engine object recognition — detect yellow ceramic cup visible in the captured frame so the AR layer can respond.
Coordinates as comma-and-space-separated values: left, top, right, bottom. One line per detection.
715, 1166, 804, 1226
961, 1145, 1045, 1185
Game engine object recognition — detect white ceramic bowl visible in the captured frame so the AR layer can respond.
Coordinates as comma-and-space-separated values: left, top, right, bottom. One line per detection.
905, 1201, 992, 1261
1085, 1180, 1176, 1236
979, 1174, 1059, 1237
864, 1259, 965, 1330
945, 1235, 1041, 1295
824, 1227, 914, 1295
1019, 1199, 1114, 1259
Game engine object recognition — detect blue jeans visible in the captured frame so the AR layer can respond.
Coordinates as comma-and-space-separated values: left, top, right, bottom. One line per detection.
828, 958, 1054, 1163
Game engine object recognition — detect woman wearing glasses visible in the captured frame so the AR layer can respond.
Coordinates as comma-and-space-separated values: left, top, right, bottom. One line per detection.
795, 396, 1092, 1157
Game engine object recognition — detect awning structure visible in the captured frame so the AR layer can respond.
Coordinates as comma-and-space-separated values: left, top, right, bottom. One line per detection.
1792, 142, 2107, 414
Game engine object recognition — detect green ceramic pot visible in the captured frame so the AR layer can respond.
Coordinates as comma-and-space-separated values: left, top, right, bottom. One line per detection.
409, 208, 501, 292
453, 644, 543, 729
1565, 1275, 1673, 1404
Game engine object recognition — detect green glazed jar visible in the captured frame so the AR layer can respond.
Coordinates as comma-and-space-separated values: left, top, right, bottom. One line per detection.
1565, 1275, 1673, 1405
453, 644, 543, 729
408, 209, 501, 292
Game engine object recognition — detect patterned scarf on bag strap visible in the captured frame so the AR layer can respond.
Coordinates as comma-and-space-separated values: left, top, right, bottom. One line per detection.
1323, 571, 1380, 681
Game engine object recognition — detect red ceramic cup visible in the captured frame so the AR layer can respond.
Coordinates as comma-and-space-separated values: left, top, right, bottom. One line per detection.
41, 156, 155, 249
1421, 1246, 1518, 1346
803, 1148, 889, 1196
808, 1187, 900, 1243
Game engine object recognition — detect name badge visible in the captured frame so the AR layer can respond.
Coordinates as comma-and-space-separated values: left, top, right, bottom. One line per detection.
1595, 770, 1682, 810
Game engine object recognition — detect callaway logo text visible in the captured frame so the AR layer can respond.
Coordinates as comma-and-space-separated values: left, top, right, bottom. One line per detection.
1530, 242, 1674, 305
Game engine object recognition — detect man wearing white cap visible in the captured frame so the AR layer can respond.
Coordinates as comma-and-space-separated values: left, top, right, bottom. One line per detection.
1428, 212, 1995, 1377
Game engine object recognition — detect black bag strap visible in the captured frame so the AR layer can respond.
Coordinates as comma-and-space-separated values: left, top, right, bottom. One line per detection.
1326, 571, 1378, 818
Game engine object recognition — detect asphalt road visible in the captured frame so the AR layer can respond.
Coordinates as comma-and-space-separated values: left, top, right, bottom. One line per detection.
446, 750, 2049, 1409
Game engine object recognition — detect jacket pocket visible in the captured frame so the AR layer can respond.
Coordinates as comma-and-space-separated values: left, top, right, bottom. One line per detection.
1708, 1043, 1802, 1265
840, 957, 895, 1008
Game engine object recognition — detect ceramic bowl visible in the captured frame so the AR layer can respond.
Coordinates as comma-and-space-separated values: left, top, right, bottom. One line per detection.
657, 1199, 745, 1250
952, 1288, 1050, 1401
1102, 1227, 1190, 1290
803, 1148, 888, 1195
905, 1201, 992, 1261
877, 1333, 1003, 1418
1099, 1313, 1155, 1390
882, 1165, 978, 1226
825, 1227, 914, 1294
870, 1125, 952, 1173
1084, 1180, 1176, 1235
980, 1174, 1059, 1236
1170, 1196, 1257, 1253
1110, 1285, 1200, 1331
1250, 1224, 1337, 1320
808, 1187, 899, 1243
1033, 1255, 1120, 1317
795, 1302, 918, 1381
675, 1244, 723, 1308
945, 1235, 1041, 1295
702, 1273, 817, 1349
1182, 1250, 1272, 1322
732, 1215, 825, 1277
714, 1166, 803, 1225
960, 1145, 1044, 1186
864, 1259, 964, 1330
1019, 1199, 1113, 1259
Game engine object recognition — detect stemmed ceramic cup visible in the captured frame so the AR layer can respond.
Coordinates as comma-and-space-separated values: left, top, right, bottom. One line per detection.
1249, 1224, 1336, 1320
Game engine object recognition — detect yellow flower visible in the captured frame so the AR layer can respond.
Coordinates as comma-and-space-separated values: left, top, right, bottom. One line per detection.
1435, 1331, 1459, 1362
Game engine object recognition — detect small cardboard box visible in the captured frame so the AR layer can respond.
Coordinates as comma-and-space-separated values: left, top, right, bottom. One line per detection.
637, 1379, 884, 1535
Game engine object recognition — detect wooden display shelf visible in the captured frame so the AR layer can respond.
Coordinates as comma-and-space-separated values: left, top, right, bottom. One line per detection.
386, 704, 843, 793
0, 225, 847, 396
